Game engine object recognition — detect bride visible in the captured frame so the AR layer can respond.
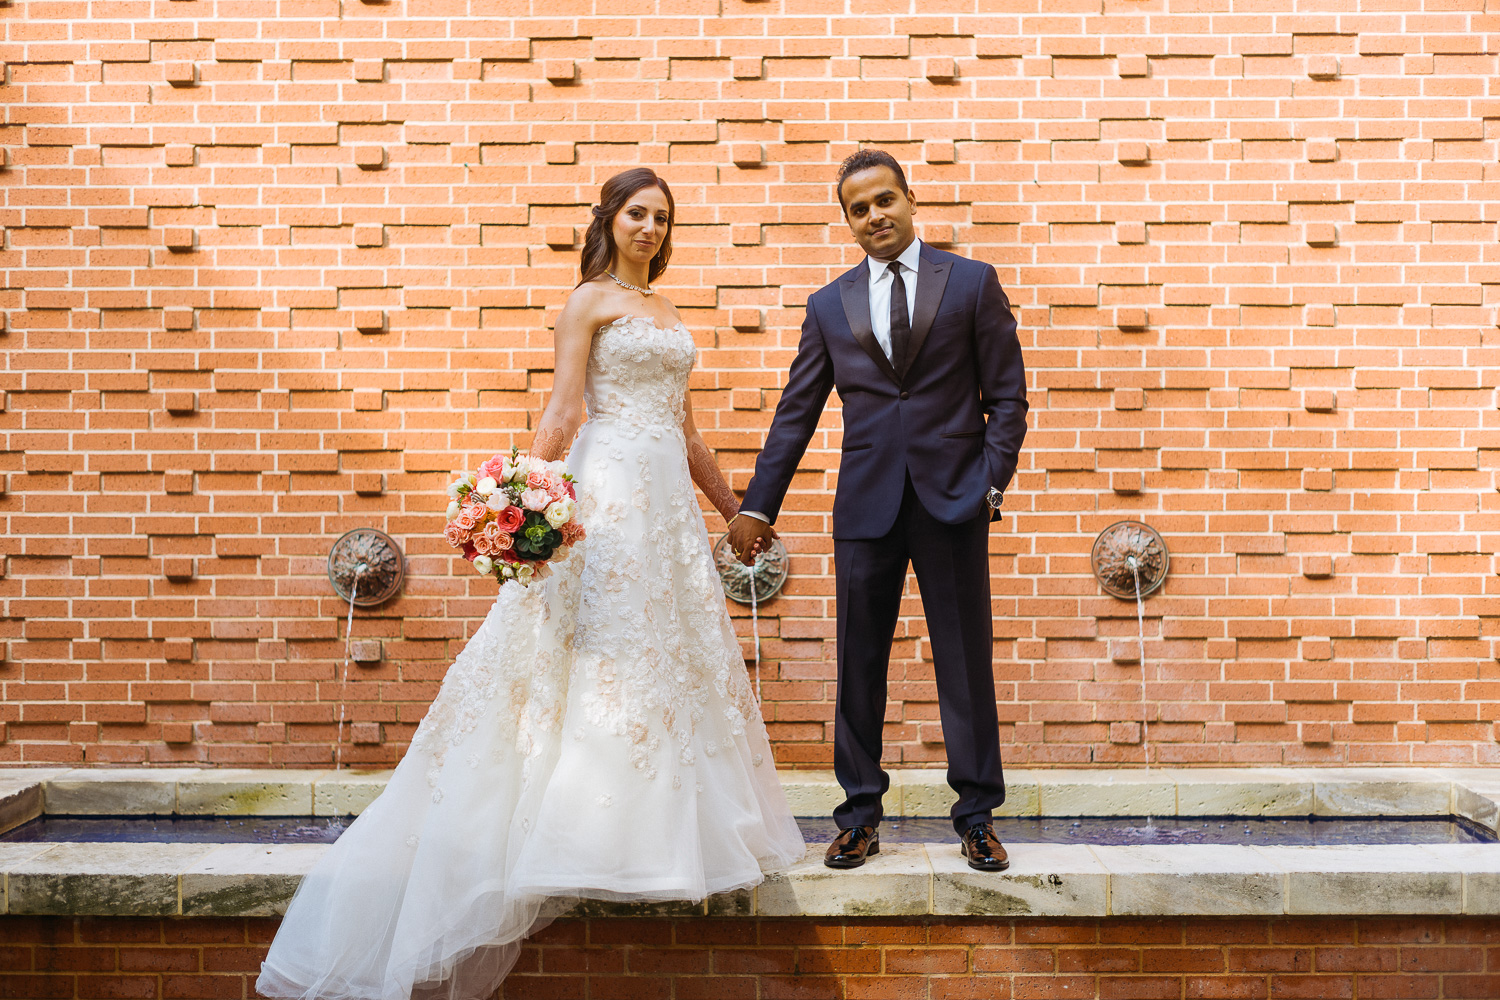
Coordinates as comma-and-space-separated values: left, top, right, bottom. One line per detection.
257, 168, 806, 1000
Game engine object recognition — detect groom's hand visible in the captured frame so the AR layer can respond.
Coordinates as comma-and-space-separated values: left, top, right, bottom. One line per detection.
727, 514, 776, 566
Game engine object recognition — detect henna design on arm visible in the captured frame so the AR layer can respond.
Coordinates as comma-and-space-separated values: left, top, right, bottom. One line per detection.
687, 438, 740, 523
530, 426, 569, 462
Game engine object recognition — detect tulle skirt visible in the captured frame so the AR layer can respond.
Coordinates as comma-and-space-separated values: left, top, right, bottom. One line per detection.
257, 421, 805, 1000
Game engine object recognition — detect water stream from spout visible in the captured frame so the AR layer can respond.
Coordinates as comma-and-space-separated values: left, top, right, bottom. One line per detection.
334, 568, 364, 774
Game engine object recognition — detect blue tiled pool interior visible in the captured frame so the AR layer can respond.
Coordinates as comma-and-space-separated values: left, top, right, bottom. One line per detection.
3, 814, 1494, 847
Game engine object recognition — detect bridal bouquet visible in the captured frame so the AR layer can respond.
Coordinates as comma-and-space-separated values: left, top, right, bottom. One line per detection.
443, 448, 584, 585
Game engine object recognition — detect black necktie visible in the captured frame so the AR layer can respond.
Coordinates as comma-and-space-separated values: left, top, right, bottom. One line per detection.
887, 261, 910, 370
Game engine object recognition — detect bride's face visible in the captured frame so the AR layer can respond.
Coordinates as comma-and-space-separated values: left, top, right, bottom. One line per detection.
610, 185, 671, 270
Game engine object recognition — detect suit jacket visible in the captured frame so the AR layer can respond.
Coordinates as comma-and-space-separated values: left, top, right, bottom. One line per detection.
741, 243, 1028, 541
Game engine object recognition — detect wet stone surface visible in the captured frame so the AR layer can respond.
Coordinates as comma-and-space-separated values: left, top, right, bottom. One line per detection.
3, 814, 1493, 847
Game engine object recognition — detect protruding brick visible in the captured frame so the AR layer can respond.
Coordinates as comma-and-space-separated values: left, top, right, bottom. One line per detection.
924, 57, 957, 82
1117, 141, 1150, 165
1302, 469, 1334, 491
1302, 637, 1334, 661
730, 388, 762, 410
730, 308, 764, 332
1299, 722, 1332, 744
163, 227, 196, 252
1306, 54, 1340, 79
731, 142, 764, 167
163, 308, 194, 331
354, 309, 387, 334
1306, 138, 1338, 162
165, 391, 197, 415
353, 223, 384, 247
162, 723, 195, 744
1113, 387, 1145, 410
923, 141, 955, 164
354, 146, 386, 169
544, 225, 576, 248
731, 56, 762, 80
1303, 389, 1337, 412
351, 722, 383, 744
163, 557, 196, 582
164, 471, 194, 494
544, 141, 575, 164
350, 640, 383, 663
1110, 639, 1142, 663
352, 388, 385, 411
1109, 722, 1142, 745
1115, 307, 1149, 330
543, 59, 577, 84
164, 143, 195, 167
163, 61, 197, 87
1117, 54, 1149, 78
924, 224, 955, 245
352, 472, 385, 496
730, 223, 761, 246
1305, 222, 1338, 246
353, 58, 385, 82
1305, 304, 1336, 327
1302, 555, 1334, 579
164, 637, 194, 661
1116, 221, 1146, 244
1111, 471, 1143, 495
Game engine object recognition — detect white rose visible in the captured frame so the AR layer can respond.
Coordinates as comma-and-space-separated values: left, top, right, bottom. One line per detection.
544, 497, 575, 529
516, 563, 535, 583
445, 500, 461, 520
472, 555, 494, 575
475, 476, 498, 496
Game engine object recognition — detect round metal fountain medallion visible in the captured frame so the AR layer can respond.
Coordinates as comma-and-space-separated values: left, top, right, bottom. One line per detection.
713, 534, 789, 605
1091, 520, 1169, 599
327, 528, 405, 606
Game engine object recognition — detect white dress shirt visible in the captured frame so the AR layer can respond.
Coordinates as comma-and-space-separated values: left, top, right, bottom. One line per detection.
737, 238, 925, 527
866, 238, 923, 361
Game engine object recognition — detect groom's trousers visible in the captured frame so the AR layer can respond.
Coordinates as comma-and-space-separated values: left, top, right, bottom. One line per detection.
832, 475, 1006, 835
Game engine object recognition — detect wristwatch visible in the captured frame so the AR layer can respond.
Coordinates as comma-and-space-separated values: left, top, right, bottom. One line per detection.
986, 487, 1004, 510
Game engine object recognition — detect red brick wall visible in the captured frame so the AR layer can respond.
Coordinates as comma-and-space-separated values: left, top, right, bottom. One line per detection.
3, 1, 1498, 768
2, 915, 1498, 1000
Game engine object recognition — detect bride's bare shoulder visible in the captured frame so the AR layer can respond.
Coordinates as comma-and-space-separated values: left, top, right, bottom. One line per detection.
557, 280, 623, 332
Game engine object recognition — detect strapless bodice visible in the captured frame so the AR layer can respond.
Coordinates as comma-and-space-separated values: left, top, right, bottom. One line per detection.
583, 314, 697, 432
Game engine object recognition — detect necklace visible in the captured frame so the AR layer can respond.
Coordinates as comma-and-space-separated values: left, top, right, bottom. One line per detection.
606, 272, 654, 296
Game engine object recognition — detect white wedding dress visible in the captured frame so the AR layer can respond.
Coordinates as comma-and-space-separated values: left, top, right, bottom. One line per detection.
257, 315, 806, 1000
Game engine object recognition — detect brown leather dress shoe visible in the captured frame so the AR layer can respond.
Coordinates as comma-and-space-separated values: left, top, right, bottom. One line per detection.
824, 825, 880, 869
960, 822, 1009, 871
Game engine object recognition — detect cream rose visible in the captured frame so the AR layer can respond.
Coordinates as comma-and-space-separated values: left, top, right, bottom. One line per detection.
544, 497, 575, 529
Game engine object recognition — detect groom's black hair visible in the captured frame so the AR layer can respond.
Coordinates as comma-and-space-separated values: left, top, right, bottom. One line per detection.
836, 148, 910, 212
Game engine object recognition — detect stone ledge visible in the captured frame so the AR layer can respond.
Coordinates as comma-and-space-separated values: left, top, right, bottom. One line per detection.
4, 839, 1499, 919
2, 765, 1493, 825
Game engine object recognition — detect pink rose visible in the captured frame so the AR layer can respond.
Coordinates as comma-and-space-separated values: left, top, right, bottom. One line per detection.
526, 470, 549, 490
443, 522, 471, 549
478, 455, 507, 482
520, 488, 550, 511
472, 522, 513, 556
494, 505, 525, 533
564, 481, 576, 500
456, 502, 486, 531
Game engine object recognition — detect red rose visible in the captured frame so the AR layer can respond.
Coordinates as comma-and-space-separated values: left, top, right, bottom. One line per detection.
495, 505, 525, 533
462, 543, 478, 562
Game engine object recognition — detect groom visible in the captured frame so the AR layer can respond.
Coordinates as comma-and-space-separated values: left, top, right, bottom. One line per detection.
729, 149, 1028, 871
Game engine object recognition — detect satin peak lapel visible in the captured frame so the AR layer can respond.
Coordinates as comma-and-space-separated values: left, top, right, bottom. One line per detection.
900, 249, 951, 379
839, 265, 901, 385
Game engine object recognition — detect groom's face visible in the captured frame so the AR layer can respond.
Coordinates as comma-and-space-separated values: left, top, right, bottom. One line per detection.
840, 166, 917, 261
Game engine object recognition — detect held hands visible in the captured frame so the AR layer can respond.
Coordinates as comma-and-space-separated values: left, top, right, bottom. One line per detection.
726, 514, 777, 566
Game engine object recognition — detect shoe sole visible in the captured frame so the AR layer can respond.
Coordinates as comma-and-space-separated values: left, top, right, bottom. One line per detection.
824, 840, 879, 869
964, 858, 1009, 871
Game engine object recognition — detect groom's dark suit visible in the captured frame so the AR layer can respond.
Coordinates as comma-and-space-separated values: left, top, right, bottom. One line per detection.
742, 241, 1028, 833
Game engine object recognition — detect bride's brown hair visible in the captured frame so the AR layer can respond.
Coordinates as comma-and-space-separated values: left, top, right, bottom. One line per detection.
577, 168, 675, 288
